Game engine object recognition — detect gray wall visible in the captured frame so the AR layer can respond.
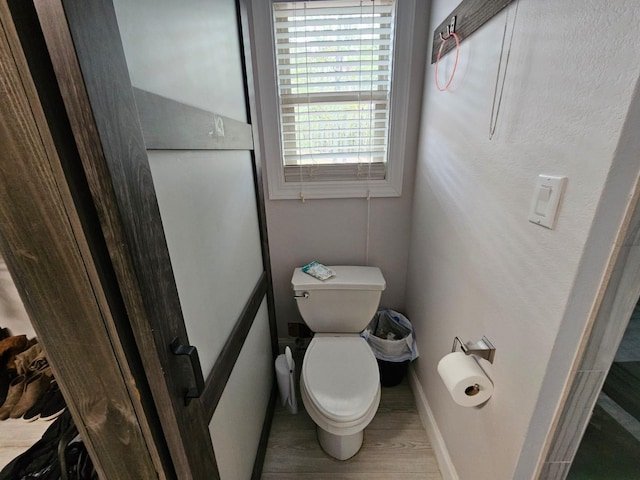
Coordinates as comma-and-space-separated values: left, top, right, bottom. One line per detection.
262, 0, 431, 339
0, 256, 35, 338
405, 0, 640, 478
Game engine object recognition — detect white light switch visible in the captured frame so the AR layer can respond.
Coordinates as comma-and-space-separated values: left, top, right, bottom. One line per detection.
528, 175, 567, 229
534, 185, 552, 216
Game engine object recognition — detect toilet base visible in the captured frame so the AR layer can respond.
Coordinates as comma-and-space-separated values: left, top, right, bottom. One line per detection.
316, 426, 364, 460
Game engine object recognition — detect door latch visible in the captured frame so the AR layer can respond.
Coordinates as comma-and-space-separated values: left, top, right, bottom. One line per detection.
170, 338, 205, 406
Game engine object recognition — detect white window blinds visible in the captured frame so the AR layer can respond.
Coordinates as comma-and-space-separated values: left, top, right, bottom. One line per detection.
272, 0, 396, 182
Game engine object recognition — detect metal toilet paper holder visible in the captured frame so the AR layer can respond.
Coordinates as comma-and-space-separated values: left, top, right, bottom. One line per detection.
452, 336, 496, 364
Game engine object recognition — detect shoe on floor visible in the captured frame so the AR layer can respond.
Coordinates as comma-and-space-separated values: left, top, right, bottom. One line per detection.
0, 368, 17, 405
23, 378, 59, 422
0, 335, 28, 369
10, 372, 50, 419
39, 380, 66, 421
14, 343, 42, 376
0, 374, 26, 420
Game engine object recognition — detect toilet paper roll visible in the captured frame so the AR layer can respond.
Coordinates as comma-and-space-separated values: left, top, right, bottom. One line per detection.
437, 352, 494, 407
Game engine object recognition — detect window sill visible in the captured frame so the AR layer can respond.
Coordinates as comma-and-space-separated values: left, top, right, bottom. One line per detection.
267, 178, 403, 200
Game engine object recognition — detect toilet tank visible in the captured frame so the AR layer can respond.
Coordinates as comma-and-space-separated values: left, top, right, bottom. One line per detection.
291, 266, 386, 333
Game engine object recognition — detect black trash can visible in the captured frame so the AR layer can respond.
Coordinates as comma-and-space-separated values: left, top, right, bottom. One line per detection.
362, 308, 419, 387
376, 358, 410, 387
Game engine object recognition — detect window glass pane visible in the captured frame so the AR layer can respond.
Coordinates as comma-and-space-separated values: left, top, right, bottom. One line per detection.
210, 299, 271, 480
114, 0, 264, 377
273, 0, 396, 174
148, 150, 264, 377
114, 0, 247, 123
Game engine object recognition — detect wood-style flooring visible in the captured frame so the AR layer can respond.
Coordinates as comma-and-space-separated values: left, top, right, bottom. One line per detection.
261, 375, 442, 479
0, 417, 50, 469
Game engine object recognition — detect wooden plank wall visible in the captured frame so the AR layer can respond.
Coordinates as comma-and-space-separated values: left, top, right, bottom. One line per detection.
431, 0, 514, 63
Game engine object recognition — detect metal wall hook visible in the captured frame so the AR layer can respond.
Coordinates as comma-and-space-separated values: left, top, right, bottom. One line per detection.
439, 16, 457, 41
452, 336, 496, 364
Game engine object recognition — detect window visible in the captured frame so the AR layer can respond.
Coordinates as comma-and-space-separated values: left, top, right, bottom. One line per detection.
250, 0, 421, 199
274, 1, 394, 183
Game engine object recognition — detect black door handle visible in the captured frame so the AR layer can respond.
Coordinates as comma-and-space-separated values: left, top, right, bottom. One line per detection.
170, 338, 205, 406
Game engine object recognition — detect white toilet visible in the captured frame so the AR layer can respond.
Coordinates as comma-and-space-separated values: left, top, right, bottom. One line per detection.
291, 265, 386, 460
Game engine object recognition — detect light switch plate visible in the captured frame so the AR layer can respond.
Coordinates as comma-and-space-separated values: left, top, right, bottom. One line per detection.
528, 175, 567, 229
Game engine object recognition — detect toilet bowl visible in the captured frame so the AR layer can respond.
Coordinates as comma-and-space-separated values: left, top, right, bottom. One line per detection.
300, 335, 380, 459
291, 266, 386, 460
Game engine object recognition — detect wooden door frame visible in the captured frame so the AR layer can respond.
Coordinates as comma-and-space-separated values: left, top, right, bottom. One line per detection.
27, 0, 221, 477
2, 0, 279, 476
19, 0, 279, 478
0, 2, 170, 478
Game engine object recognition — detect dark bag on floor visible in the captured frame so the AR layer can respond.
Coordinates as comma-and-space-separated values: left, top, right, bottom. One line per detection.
0, 410, 72, 480
0, 409, 97, 480
59, 423, 98, 480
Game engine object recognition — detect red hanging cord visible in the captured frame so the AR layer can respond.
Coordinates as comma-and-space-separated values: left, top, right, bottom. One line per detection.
434, 32, 460, 92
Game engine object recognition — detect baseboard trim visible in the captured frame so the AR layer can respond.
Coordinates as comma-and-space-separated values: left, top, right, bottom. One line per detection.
408, 365, 458, 480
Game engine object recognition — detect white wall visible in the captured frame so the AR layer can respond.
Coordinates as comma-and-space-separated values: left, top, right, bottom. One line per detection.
266, 195, 414, 337
262, 1, 431, 338
406, 1, 640, 478
0, 256, 36, 338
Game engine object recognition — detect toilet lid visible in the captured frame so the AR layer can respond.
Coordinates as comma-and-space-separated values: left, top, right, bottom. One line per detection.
303, 336, 380, 423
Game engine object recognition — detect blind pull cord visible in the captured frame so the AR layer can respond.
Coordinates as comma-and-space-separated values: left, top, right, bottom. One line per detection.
489, 1, 519, 140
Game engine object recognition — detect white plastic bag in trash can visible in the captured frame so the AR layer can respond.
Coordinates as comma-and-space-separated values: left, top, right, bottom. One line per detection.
275, 346, 297, 414
360, 308, 419, 362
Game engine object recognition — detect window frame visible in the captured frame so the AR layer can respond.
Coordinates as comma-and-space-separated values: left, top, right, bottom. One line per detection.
249, 0, 419, 200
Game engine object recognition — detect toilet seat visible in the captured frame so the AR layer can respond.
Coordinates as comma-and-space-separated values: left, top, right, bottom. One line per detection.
301, 336, 380, 434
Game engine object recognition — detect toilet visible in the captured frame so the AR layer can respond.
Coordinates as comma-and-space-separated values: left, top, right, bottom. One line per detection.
291, 265, 386, 460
